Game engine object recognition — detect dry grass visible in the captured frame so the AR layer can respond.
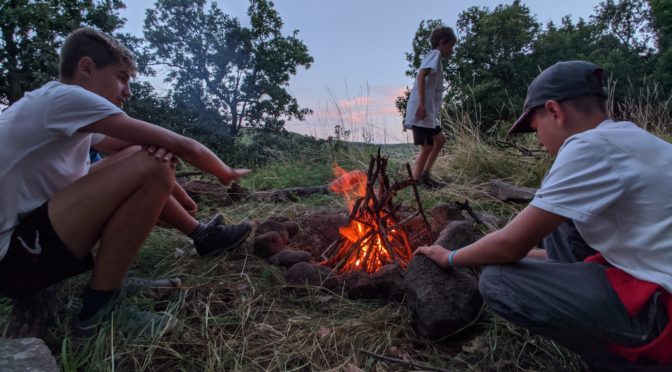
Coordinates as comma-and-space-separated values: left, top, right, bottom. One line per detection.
5, 86, 671, 371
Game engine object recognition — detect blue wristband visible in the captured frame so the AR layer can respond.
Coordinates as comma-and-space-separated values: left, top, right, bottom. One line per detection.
448, 250, 458, 267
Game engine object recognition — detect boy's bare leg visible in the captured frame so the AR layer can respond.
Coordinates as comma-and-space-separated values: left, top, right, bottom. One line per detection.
159, 196, 198, 234
413, 144, 433, 180
49, 150, 175, 290
90, 146, 199, 236
422, 132, 446, 174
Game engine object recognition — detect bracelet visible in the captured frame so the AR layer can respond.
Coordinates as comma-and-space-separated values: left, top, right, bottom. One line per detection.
448, 250, 458, 267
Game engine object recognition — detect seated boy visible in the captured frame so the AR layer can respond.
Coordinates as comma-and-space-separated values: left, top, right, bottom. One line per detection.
0, 28, 252, 337
414, 61, 672, 370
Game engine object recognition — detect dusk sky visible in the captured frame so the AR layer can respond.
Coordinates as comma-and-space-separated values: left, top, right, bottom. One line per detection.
120, 0, 604, 144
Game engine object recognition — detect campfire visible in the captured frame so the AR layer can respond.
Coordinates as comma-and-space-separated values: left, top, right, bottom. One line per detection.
321, 150, 432, 274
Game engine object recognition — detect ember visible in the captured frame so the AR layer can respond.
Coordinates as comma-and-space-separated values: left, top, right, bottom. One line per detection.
321, 150, 432, 273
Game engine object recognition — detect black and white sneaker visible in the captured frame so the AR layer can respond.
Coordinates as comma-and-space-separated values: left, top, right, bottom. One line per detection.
194, 214, 252, 257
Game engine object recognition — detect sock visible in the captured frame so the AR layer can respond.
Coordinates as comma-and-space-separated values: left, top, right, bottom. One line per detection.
189, 222, 208, 243
78, 287, 117, 320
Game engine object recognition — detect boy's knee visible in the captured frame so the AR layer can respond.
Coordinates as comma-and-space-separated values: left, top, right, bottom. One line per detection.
478, 265, 501, 301
130, 152, 175, 190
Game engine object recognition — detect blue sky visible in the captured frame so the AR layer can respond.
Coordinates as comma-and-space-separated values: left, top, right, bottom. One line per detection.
120, 0, 604, 143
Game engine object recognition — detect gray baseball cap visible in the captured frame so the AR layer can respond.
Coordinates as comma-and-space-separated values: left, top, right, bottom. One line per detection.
507, 60, 606, 135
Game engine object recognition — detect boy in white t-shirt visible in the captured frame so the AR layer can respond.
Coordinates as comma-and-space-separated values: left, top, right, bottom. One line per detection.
414, 61, 672, 369
0, 28, 253, 337
403, 26, 456, 188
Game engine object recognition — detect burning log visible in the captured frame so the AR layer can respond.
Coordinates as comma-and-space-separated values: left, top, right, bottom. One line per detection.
321, 149, 432, 274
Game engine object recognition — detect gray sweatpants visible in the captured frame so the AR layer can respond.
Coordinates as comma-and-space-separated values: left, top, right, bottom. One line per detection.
479, 221, 669, 370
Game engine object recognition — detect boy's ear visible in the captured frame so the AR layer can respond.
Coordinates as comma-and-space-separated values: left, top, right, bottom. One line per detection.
77, 56, 95, 78
544, 100, 566, 127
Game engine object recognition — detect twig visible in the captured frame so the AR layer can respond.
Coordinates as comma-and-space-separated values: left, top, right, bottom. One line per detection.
359, 349, 451, 372
455, 200, 484, 226
406, 163, 433, 242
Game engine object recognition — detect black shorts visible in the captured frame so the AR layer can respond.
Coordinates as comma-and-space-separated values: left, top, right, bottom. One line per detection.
412, 126, 443, 145
0, 202, 93, 299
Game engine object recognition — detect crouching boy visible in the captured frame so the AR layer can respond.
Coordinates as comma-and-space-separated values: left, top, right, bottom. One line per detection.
414, 61, 672, 370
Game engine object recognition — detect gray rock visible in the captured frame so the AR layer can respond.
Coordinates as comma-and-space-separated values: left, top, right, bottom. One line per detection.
433, 221, 481, 250
268, 250, 313, 267
404, 256, 482, 341
253, 231, 286, 258
430, 204, 465, 227
281, 220, 300, 236
0, 338, 59, 372
283, 262, 339, 290
256, 220, 290, 244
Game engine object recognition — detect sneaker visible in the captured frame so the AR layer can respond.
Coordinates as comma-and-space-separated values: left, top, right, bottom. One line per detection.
72, 291, 124, 339
122, 273, 182, 296
194, 214, 252, 256
116, 306, 176, 340
421, 172, 447, 189
72, 294, 175, 341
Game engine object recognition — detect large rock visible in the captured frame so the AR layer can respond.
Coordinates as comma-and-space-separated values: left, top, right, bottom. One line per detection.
256, 220, 290, 244
342, 264, 406, 301
283, 262, 339, 290
404, 256, 482, 341
433, 221, 481, 250
269, 250, 313, 267
253, 231, 286, 258
0, 338, 59, 372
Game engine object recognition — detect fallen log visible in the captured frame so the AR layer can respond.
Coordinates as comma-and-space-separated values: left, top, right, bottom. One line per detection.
179, 179, 331, 205
488, 179, 537, 203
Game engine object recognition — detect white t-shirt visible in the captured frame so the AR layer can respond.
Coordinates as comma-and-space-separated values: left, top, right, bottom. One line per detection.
403, 49, 445, 129
0, 81, 123, 260
531, 119, 672, 292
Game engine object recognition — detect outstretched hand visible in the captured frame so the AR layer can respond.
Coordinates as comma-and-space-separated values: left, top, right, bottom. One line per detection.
218, 168, 252, 186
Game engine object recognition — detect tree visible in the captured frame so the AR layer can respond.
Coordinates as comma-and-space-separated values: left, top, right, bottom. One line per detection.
649, 0, 672, 91
447, 0, 539, 131
0, 0, 126, 106
144, 0, 313, 135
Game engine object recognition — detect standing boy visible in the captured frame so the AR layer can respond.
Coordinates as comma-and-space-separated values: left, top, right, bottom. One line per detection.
414, 61, 672, 370
0, 28, 252, 337
403, 26, 456, 188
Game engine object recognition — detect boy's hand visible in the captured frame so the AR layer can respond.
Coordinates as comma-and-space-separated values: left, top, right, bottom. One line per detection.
413, 245, 451, 269
218, 168, 252, 186
415, 106, 427, 120
144, 146, 178, 168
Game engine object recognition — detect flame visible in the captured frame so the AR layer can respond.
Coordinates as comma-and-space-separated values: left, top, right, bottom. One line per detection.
324, 163, 413, 273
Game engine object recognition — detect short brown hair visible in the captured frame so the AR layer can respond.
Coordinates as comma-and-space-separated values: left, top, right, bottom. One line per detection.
59, 28, 137, 79
562, 94, 607, 116
430, 26, 457, 49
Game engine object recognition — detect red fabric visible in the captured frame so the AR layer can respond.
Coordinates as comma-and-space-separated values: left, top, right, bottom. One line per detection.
585, 253, 672, 364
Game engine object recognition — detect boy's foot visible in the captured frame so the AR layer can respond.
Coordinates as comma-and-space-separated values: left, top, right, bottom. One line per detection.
194, 214, 252, 257
72, 291, 123, 339
420, 173, 447, 189
72, 301, 175, 341
122, 273, 182, 296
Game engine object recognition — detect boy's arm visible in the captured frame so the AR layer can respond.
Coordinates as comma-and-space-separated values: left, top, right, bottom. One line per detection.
91, 136, 133, 155
415, 68, 431, 120
414, 206, 566, 268
80, 113, 243, 184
